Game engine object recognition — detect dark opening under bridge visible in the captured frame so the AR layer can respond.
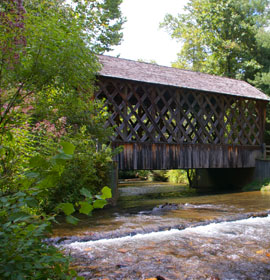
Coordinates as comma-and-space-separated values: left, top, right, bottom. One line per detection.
96, 55, 269, 171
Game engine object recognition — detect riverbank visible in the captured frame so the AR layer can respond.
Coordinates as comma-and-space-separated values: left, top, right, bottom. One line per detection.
118, 180, 194, 202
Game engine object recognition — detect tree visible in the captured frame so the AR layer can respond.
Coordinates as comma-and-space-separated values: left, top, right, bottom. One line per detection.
161, 0, 270, 80
0, 0, 124, 132
0, 0, 124, 187
252, 29, 270, 95
0, 1, 123, 278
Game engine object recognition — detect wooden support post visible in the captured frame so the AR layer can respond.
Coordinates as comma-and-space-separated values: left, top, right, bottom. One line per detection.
109, 161, 119, 206
262, 143, 266, 160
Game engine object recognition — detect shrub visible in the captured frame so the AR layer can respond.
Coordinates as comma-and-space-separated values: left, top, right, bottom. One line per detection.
0, 191, 76, 280
165, 169, 188, 184
0, 143, 112, 279
242, 178, 270, 192
45, 128, 115, 211
147, 170, 167, 182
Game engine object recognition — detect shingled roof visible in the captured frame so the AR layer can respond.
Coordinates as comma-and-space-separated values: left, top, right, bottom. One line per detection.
98, 55, 269, 101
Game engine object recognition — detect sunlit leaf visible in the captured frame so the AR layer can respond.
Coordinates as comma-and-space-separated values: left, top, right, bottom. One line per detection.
59, 203, 75, 215
93, 199, 107, 209
53, 153, 73, 160
60, 141, 75, 155
79, 202, 94, 215
101, 186, 112, 199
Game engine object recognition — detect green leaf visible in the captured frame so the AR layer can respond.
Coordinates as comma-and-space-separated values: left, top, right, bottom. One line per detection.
79, 201, 94, 215
93, 199, 107, 209
59, 203, 75, 216
65, 215, 79, 225
76, 277, 85, 280
25, 172, 39, 178
80, 188, 93, 199
101, 186, 112, 199
53, 153, 73, 160
29, 155, 48, 168
25, 197, 38, 208
9, 212, 31, 223
60, 141, 75, 155
70, 269, 77, 277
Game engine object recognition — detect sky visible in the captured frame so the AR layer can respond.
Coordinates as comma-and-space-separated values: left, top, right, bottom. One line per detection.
106, 0, 187, 67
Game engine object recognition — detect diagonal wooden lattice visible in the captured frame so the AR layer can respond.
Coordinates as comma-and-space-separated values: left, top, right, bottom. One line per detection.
96, 77, 264, 146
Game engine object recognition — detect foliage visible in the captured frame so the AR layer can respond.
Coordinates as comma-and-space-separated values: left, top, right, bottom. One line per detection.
33, 98, 116, 210
22, 141, 112, 220
58, 186, 112, 224
118, 170, 138, 179
48, 140, 114, 213
0, 0, 121, 278
0, 145, 79, 279
147, 170, 168, 182
251, 29, 270, 95
119, 170, 189, 184
0, 119, 34, 191
119, 170, 149, 180
242, 178, 270, 191
0, 0, 122, 205
165, 170, 188, 184
0, 0, 124, 132
72, 0, 124, 53
161, 0, 270, 80
0, 191, 77, 280
0, 143, 111, 279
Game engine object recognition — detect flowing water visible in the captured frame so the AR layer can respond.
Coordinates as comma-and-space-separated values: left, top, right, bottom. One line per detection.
51, 189, 270, 280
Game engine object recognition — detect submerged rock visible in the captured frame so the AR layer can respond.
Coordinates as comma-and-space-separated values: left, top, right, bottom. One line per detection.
152, 203, 179, 212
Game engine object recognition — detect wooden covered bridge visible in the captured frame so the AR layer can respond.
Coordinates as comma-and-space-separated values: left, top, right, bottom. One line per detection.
96, 55, 269, 171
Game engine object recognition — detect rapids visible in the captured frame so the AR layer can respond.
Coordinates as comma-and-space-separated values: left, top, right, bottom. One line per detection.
52, 190, 270, 279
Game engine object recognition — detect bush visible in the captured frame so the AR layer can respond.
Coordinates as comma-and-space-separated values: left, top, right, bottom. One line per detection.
147, 170, 167, 182
0, 191, 76, 280
165, 169, 188, 184
45, 129, 115, 211
119, 170, 138, 179
0, 144, 112, 279
242, 178, 270, 192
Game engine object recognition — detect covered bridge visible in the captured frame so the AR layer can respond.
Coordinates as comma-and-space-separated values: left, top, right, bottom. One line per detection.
96, 55, 269, 170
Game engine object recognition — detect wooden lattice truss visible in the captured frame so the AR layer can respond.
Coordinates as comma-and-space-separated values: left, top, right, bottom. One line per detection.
96, 77, 266, 147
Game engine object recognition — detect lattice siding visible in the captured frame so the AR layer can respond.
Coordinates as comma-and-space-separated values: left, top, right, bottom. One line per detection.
96, 77, 265, 146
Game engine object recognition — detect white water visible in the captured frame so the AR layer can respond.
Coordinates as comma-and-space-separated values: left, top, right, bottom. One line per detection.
64, 215, 270, 279
66, 215, 270, 250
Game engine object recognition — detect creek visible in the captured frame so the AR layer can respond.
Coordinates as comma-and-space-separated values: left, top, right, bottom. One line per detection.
51, 187, 270, 280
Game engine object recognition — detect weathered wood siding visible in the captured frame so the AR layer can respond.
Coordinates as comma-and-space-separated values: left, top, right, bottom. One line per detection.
112, 143, 262, 170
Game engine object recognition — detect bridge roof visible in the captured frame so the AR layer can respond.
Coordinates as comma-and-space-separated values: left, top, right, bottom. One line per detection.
98, 55, 269, 101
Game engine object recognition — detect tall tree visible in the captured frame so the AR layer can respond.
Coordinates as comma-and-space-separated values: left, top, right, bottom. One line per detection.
0, 0, 124, 189
0, 0, 124, 131
161, 0, 270, 80
252, 29, 270, 95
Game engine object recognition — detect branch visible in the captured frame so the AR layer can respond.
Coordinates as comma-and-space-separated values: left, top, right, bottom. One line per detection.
0, 83, 25, 127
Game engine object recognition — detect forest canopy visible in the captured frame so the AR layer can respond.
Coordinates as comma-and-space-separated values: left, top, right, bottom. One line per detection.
161, 0, 270, 95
